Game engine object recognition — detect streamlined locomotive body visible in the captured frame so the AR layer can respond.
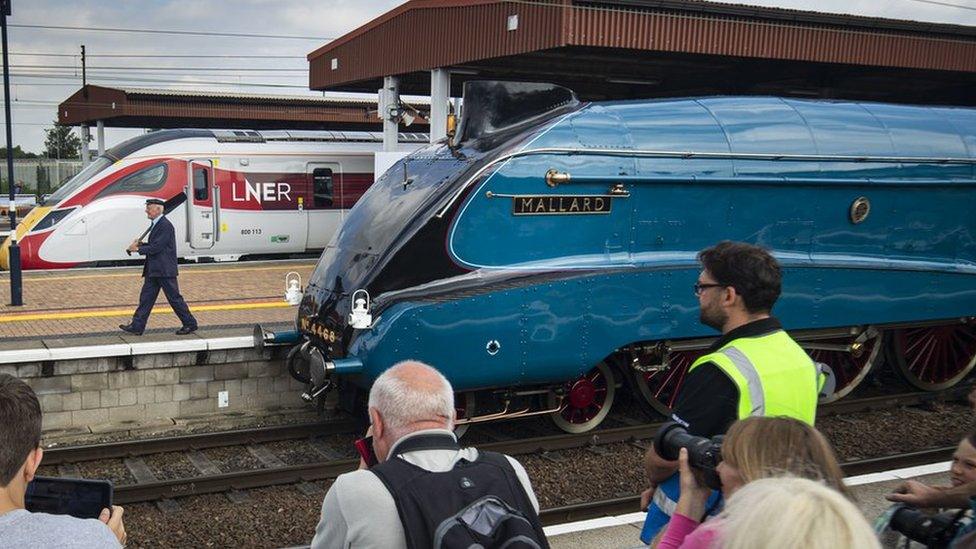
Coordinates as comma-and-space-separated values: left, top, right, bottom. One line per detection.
282, 82, 976, 433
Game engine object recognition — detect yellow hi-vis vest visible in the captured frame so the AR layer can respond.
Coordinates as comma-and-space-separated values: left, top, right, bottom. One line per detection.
689, 329, 821, 425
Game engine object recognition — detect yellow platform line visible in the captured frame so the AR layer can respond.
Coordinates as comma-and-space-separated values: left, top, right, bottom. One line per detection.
0, 301, 292, 323
5, 263, 316, 283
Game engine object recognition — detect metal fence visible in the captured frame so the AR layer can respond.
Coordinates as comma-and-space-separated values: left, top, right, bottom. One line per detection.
0, 159, 84, 195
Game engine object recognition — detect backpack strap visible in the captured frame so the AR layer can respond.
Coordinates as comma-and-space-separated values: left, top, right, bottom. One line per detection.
370, 434, 464, 549
390, 433, 460, 456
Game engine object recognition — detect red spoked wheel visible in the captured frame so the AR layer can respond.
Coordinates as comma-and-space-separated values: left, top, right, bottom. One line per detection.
549, 362, 617, 433
806, 331, 882, 403
453, 392, 476, 438
889, 321, 976, 391
632, 348, 706, 416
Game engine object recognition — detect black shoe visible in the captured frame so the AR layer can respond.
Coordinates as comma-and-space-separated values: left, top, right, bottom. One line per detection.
175, 325, 197, 335
119, 324, 144, 336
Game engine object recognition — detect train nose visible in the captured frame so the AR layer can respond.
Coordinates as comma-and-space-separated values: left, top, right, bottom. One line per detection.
0, 206, 48, 270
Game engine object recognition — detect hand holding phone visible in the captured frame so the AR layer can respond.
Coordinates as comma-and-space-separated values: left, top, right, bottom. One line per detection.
355, 436, 378, 468
25, 476, 113, 520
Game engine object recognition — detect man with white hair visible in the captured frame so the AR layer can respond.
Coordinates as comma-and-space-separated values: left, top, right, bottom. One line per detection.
311, 360, 547, 549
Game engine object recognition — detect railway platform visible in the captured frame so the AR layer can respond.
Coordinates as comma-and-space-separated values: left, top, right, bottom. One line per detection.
0, 260, 319, 436
0, 258, 313, 340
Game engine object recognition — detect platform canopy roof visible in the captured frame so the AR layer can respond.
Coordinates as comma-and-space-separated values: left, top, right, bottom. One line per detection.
307, 0, 976, 105
58, 85, 430, 131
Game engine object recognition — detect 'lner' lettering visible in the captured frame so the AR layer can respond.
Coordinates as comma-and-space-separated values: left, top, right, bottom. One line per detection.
232, 180, 293, 202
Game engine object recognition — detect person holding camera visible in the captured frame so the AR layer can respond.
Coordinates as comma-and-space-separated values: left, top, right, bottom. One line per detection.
657, 416, 861, 548
310, 361, 546, 549
0, 374, 126, 548
878, 431, 976, 548
641, 241, 823, 541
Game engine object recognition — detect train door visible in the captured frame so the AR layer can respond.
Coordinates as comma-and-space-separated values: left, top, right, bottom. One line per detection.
306, 163, 343, 248
185, 159, 218, 250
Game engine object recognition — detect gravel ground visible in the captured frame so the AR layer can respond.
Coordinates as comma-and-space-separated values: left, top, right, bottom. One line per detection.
35, 465, 60, 478
262, 440, 329, 466
521, 442, 646, 508
820, 401, 973, 460
202, 446, 264, 472
76, 459, 136, 486
308, 434, 361, 460
142, 452, 199, 480
125, 483, 332, 548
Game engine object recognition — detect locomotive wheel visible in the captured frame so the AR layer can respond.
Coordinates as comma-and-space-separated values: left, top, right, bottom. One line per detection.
888, 321, 976, 391
549, 362, 616, 434
453, 392, 476, 438
806, 331, 882, 404
633, 349, 706, 417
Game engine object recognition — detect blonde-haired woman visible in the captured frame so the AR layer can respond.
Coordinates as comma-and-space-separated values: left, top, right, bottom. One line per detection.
721, 477, 879, 549
716, 414, 848, 497
657, 416, 854, 548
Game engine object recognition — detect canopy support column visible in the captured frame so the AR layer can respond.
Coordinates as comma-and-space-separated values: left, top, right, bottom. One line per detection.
430, 68, 450, 143
80, 124, 90, 166
380, 75, 400, 152
96, 119, 105, 156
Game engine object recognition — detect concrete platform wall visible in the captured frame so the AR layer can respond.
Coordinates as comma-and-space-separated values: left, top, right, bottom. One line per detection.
1, 348, 310, 434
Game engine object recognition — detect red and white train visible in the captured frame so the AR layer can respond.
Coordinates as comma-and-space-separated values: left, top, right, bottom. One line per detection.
0, 129, 427, 270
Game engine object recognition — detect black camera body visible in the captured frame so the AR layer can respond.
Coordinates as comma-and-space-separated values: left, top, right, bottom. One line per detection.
654, 421, 724, 490
889, 506, 964, 549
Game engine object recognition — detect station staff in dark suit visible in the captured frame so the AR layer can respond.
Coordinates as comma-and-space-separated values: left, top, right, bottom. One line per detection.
120, 198, 198, 336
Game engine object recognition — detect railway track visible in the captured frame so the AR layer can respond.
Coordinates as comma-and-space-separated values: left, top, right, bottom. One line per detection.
42, 385, 971, 506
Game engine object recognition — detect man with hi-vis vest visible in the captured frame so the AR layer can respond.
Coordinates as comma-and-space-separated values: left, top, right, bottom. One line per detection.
639, 241, 823, 543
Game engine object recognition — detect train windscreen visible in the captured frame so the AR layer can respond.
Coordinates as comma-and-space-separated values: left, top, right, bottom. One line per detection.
41, 157, 113, 206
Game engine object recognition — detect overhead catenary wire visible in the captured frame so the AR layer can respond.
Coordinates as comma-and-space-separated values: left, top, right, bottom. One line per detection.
9, 23, 333, 40
13, 64, 308, 72
897, 0, 976, 11
7, 72, 312, 88
0, 52, 306, 59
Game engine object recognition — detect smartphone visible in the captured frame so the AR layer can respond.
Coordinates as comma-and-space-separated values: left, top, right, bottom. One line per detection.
354, 436, 378, 468
25, 476, 113, 520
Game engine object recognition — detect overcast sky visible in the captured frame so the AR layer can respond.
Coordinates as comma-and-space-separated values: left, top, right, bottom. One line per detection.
3, 0, 975, 155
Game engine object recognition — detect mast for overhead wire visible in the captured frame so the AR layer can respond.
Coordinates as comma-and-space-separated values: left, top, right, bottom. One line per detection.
2, 0, 23, 305
80, 44, 86, 88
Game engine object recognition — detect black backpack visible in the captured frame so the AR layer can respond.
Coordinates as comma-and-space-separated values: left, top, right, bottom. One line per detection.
370, 434, 549, 549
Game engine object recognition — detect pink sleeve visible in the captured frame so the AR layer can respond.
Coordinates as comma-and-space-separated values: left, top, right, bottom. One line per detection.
678, 519, 721, 549
656, 513, 701, 549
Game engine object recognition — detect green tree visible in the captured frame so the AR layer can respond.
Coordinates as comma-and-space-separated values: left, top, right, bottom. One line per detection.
0, 145, 39, 159
43, 122, 81, 159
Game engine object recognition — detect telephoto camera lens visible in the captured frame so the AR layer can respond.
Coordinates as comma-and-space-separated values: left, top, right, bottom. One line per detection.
889, 506, 961, 548
653, 422, 724, 490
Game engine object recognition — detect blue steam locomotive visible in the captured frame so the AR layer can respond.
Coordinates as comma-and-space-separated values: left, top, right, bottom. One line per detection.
268, 81, 976, 433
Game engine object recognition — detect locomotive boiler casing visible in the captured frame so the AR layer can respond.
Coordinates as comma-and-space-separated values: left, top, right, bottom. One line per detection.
298, 83, 976, 396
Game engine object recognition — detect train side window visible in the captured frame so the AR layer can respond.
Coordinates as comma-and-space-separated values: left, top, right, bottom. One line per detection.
193, 168, 209, 201
313, 168, 333, 207
93, 163, 168, 200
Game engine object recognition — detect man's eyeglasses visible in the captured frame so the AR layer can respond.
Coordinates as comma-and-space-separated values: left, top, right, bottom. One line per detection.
694, 282, 727, 296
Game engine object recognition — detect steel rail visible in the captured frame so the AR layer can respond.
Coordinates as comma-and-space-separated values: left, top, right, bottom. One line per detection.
43, 418, 359, 466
